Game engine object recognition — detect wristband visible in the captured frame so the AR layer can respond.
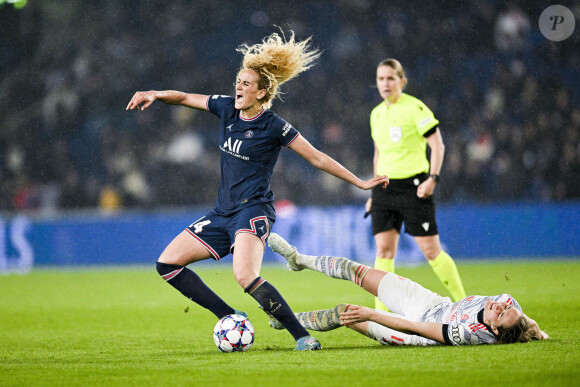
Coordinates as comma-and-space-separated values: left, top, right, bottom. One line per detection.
429, 174, 440, 183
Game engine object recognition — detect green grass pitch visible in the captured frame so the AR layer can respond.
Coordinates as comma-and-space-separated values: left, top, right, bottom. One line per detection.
1, 260, 579, 386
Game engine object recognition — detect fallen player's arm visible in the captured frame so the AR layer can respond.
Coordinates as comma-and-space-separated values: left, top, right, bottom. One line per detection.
523, 313, 549, 340
340, 304, 445, 344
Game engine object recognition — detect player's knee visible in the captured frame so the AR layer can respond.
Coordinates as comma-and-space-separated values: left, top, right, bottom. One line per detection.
156, 261, 183, 277
376, 245, 396, 259
243, 276, 263, 294
157, 251, 191, 266
233, 268, 258, 289
158, 250, 179, 265
422, 246, 441, 261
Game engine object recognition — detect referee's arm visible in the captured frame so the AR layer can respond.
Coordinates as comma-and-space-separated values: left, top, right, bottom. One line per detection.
426, 127, 445, 176
417, 127, 444, 198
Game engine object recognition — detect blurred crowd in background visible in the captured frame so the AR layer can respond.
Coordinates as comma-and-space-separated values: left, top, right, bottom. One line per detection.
1, 0, 579, 214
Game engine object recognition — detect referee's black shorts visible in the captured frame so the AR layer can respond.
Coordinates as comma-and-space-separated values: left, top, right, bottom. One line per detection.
370, 172, 438, 237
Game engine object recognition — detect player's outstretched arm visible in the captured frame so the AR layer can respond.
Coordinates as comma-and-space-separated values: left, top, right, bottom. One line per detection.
289, 136, 389, 190
126, 90, 209, 111
340, 304, 445, 344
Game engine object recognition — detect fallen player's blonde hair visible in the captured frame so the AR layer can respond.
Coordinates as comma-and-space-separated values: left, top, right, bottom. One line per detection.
237, 30, 320, 108
497, 315, 531, 344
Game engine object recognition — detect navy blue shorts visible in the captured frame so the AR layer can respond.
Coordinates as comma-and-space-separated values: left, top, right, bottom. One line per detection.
185, 203, 275, 260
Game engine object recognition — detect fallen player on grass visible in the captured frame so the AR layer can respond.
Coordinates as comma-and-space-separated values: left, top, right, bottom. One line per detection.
267, 233, 549, 346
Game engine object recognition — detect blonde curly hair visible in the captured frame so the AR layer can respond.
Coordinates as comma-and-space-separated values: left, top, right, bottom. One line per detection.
236, 30, 321, 108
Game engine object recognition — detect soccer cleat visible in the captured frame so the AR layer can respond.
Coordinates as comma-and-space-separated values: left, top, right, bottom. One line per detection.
294, 335, 322, 351
268, 233, 304, 271
267, 314, 285, 330
233, 309, 248, 318
258, 304, 284, 329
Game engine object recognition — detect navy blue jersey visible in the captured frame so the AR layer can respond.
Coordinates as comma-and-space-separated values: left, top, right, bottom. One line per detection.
206, 95, 300, 215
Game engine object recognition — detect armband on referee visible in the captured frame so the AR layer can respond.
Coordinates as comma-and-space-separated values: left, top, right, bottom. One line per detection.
429, 174, 440, 183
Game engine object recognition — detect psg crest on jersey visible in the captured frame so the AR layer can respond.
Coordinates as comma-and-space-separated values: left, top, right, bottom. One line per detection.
244, 130, 254, 138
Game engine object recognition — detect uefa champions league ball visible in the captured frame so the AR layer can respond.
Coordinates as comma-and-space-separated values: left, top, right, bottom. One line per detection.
213, 314, 254, 352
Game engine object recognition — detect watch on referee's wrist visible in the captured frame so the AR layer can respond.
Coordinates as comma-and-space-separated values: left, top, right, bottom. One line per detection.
429, 174, 440, 183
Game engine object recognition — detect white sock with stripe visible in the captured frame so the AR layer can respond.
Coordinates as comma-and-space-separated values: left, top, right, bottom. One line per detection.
297, 254, 370, 286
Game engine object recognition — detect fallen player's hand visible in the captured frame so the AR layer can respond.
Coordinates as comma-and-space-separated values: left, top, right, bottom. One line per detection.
538, 330, 550, 340
339, 304, 374, 325
524, 314, 549, 340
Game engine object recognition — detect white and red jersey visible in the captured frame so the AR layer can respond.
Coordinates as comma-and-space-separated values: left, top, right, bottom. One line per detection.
423, 294, 522, 345
369, 273, 523, 346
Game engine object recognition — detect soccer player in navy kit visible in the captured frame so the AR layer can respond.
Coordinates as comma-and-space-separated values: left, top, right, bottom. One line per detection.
126, 32, 388, 351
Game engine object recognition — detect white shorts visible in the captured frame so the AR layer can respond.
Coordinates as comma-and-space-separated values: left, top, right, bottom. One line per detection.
376, 272, 450, 322
366, 273, 450, 346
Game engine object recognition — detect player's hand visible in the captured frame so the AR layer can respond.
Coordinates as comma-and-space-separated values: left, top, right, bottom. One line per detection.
530, 326, 549, 340
524, 314, 549, 340
359, 175, 389, 190
417, 178, 435, 198
126, 91, 158, 111
339, 304, 374, 325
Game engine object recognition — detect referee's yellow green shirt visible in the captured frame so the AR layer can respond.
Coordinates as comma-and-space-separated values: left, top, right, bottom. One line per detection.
370, 93, 439, 179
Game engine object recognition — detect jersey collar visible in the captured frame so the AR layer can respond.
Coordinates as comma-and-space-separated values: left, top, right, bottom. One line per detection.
477, 309, 498, 338
240, 108, 266, 121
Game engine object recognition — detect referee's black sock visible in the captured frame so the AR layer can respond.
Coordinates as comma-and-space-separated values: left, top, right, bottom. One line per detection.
245, 277, 309, 341
156, 262, 235, 319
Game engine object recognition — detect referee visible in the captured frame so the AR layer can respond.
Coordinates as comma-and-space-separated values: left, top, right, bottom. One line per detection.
366, 59, 466, 309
